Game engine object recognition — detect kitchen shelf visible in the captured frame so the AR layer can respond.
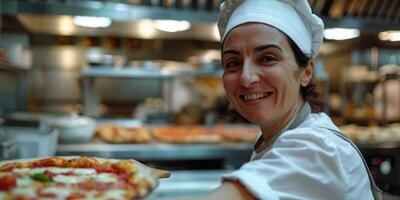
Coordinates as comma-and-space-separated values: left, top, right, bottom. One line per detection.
81, 67, 223, 78
56, 141, 400, 160
57, 142, 252, 160
56, 142, 253, 169
81, 66, 223, 116
0, 62, 27, 74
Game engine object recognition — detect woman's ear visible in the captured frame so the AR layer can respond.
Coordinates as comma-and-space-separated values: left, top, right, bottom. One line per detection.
300, 60, 314, 87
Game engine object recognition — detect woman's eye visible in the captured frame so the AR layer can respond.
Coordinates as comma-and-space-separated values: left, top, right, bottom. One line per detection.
259, 55, 277, 63
224, 60, 241, 69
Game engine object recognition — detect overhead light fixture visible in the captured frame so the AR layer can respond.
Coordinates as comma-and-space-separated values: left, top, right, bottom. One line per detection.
58, 16, 74, 35
323, 28, 360, 40
212, 23, 221, 41
154, 20, 191, 32
73, 16, 112, 28
378, 31, 400, 42
138, 19, 157, 39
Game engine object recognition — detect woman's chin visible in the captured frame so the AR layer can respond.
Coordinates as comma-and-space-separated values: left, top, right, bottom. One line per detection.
243, 114, 272, 126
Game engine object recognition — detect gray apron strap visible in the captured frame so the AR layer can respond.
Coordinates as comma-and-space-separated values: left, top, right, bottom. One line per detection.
254, 102, 386, 199
253, 103, 311, 154
323, 127, 384, 200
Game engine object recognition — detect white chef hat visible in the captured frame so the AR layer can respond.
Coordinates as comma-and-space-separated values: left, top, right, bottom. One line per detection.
218, 0, 324, 59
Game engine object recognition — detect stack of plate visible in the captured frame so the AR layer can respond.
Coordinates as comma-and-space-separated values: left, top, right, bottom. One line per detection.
0, 134, 18, 160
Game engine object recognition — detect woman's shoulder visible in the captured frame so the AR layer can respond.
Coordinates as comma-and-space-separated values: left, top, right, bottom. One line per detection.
278, 113, 357, 157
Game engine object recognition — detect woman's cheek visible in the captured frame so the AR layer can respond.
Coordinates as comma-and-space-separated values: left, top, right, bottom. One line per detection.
223, 74, 236, 96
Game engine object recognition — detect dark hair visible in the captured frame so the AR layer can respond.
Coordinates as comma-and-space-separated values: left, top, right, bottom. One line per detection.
287, 38, 322, 112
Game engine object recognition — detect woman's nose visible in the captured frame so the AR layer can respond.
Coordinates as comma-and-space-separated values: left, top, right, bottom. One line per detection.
240, 60, 259, 87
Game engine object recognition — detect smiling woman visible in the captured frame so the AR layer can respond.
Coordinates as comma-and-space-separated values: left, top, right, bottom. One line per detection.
222, 24, 312, 137
176, 0, 384, 200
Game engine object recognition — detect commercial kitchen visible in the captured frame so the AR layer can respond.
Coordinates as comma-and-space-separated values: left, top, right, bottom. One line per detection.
0, 0, 400, 199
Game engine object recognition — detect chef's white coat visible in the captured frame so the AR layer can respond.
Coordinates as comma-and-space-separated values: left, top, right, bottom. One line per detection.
223, 112, 374, 200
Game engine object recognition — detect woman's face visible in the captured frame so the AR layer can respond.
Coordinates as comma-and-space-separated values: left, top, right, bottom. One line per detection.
222, 23, 309, 128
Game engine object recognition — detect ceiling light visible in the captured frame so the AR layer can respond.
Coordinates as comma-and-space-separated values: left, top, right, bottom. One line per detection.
73, 16, 112, 28
378, 31, 400, 42
58, 16, 74, 35
212, 23, 221, 41
323, 28, 360, 40
154, 20, 191, 32
138, 19, 157, 39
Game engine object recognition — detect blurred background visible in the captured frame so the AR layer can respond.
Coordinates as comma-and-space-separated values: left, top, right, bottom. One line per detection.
0, 0, 400, 198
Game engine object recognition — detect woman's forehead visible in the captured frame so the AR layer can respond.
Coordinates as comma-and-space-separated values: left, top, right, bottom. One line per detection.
223, 22, 290, 50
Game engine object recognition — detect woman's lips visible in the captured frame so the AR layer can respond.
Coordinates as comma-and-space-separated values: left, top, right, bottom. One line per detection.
239, 92, 273, 101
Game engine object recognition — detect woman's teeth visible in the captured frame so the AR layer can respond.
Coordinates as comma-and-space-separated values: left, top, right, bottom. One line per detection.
243, 93, 266, 101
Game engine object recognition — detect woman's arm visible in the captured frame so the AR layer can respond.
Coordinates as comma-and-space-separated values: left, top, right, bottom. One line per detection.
206, 181, 257, 200
172, 181, 256, 200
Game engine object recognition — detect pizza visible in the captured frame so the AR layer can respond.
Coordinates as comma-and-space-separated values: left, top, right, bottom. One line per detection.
152, 126, 221, 143
0, 156, 169, 200
96, 124, 152, 143
212, 125, 260, 143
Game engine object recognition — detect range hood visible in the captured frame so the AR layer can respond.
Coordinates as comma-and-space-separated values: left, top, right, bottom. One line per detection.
1, 0, 400, 40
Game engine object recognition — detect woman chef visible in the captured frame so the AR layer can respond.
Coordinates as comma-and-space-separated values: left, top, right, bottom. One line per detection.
185, 0, 383, 200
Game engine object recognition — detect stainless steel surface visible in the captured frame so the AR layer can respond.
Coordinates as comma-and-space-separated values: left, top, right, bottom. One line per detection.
57, 142, 252, 161
0, 62, 27, 112
0, 135, 18, 160
146, 170, 230, 199
17, 15, 220, 41
82, 67, 223, 78
3, 1, 219, 22
0, 62, 27, 73
81, 67, 222, 116
2, 0, 399, 39
4, 126, 59, 158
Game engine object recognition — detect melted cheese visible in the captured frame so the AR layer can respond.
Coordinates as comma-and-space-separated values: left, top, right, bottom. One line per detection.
86, 189, 126, 200
17, 177, 33, 187
12, 168, 30, 174
53, 175, 85, 184
47, 167, 72, 174
103, 189, 126, 200
73, 168, 96, 175
12, 187, 36, 197
93, 173, 117, 183
0, 191, 6, 200
13, 167, 96, 176
29, 168, 47, 174
41, 187, 71, 197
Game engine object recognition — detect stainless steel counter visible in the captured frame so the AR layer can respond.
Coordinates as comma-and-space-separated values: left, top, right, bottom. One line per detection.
146, 170, 231, 200
56, 142, 253, 169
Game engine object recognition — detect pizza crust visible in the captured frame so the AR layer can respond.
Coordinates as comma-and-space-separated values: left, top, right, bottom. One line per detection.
0, 156, 170, 200
0, 156, 170, 179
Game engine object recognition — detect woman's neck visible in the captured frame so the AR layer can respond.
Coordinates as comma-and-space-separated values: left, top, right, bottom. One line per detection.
260, 99, 305, 143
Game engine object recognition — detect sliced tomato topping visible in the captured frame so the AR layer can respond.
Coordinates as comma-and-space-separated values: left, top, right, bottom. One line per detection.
30, 158, 62, 167
78, 180, 114, 191
0, 175, 17, 191
15, 196, 36, 200
39, 193, 57, 198
66, 192, 86, 200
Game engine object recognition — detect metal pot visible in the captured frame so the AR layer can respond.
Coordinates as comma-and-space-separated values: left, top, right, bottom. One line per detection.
42, 113, 96, 144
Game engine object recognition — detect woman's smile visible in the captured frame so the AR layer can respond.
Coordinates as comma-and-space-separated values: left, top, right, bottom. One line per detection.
240, 92, 273, 101
238, 91, 275, 108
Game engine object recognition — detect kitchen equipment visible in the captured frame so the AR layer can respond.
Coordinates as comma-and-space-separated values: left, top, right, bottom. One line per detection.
41, 113, 96, 143
359, 142, 400, 196
3, 112, 45, 127
0, 135, 18, 160
3, 127, 59, 158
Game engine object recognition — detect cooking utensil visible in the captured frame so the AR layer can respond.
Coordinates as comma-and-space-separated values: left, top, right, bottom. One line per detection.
41, 113, 96, 143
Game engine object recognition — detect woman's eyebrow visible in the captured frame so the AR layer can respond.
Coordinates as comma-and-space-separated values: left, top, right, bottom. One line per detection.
254, 44, 282, 53
222, 49, 240, 57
